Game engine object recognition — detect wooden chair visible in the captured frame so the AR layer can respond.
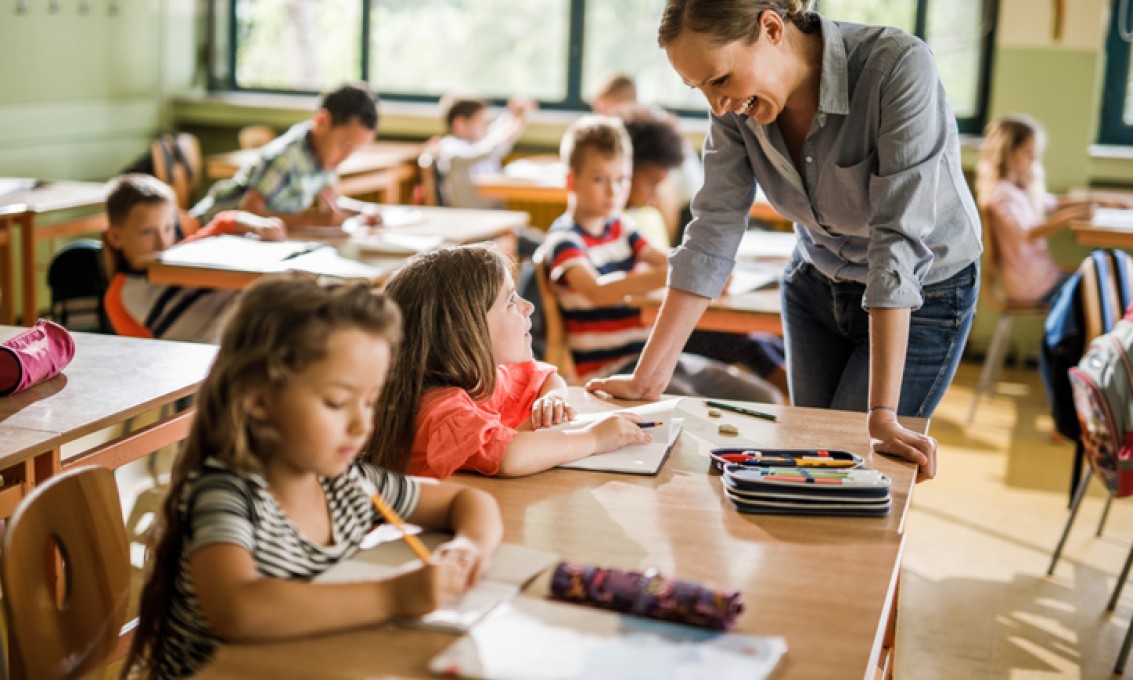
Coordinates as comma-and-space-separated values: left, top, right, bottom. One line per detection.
237, 124, 276, 150
151, 132, 202, 211
532, 244, 578, 384
416, 137, 446, 207
2, 466, 134, 680
966, 210, 1051, 423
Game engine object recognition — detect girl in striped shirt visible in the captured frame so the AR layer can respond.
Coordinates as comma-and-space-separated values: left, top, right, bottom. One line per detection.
121, 277, 502, 679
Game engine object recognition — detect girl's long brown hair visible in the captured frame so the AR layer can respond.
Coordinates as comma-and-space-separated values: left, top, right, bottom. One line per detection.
976, 114, 1046, 215
365, 245, 510, 472
120, 275, 399, 678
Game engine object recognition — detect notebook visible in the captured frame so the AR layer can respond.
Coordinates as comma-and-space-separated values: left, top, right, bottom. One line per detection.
428, 596, 787, 680
315, 530, 559, 633
351, 231, 444, 255
553, 399, 684, 475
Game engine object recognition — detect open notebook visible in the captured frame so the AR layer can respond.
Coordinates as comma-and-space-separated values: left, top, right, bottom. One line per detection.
315, 530, 558, 633
429, 596, 787, 680
158, 234, 381, 282
553, 399, 684, 475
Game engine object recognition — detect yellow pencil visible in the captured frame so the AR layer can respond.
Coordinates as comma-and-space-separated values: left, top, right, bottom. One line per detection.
360, 478, 432, 562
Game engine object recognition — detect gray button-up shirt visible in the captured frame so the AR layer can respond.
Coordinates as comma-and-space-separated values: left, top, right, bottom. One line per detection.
670, 16, 982, 309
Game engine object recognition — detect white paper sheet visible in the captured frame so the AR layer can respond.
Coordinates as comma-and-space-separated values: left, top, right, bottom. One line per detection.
553, 399, 684, 475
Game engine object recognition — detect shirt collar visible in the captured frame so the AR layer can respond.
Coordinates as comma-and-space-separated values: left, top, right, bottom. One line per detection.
816, 16, 850, 117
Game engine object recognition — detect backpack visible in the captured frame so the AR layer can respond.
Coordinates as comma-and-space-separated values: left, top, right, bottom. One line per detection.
1068, 313, 1133, 498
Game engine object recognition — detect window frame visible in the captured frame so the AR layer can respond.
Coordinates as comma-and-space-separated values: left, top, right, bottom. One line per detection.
209, 0, 996, 132
1100, 0, 1133, 145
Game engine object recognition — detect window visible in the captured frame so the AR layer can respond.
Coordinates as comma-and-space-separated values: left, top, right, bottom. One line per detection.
1100, 0, 1133, 144
211, 0, 995, 131
818, 0, 996, 133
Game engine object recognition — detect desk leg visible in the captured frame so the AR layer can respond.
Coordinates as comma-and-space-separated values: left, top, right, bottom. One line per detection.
878, 576, 900, 680
0, 459, 37, 519
17, 212, 37, 326
0, 216, 13, 325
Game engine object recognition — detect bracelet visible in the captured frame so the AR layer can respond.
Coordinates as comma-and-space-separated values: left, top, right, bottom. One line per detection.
869, 405, 897, 413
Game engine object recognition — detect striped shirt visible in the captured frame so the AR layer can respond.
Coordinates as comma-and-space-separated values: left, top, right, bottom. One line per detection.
546, 214, 651, 379
154, 458, 420, 679
190, 121, 338, 224
104, 212, 246, 342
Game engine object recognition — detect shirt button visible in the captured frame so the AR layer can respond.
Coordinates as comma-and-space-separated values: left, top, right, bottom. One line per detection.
806, 156, 813, 163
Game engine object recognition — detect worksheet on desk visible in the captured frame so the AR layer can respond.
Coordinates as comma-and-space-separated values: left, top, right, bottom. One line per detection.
553, 398, 684, 475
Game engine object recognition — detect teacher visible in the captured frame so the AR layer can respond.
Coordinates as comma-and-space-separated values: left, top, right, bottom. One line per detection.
588, 0, 982, 481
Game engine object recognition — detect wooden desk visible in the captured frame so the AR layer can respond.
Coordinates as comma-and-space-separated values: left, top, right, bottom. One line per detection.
0, 180, 109, 326
1072, 209, 1133, 248
205, 141, 422, 205
148, 206, 529, 290
0, 327, 216, 517
195, 392, 920, 680
636, 286, 783, 335
475, 163, 786, 230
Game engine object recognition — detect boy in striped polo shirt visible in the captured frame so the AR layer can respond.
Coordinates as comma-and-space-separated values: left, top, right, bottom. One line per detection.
544, 115, 779, 402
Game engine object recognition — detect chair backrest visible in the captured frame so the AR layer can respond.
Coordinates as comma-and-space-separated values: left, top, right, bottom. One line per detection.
1079, 249, 1133, 344
237, 124, 276, 150
151, 132, 202, 211
979, 207, 1048, 313
47, 238, 111, 334
532, 244, 579, 384
416, 137, 447, 207
2, 466, 133, 680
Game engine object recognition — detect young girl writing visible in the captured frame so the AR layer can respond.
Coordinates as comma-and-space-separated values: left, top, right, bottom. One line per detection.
976, 115, 1094, 305
366, 245, 649, 479
122, 276, 503, 679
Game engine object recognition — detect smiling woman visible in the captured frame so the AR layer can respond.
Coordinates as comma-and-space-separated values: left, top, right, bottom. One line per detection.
586, 0, 984, 484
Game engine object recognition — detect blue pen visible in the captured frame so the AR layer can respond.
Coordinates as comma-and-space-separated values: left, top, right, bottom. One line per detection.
637, 421, 662, 429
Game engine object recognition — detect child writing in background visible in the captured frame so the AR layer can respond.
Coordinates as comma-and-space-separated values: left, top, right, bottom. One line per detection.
976, 114, 1098, 305
121, 277, 503, 679
103, 173, 286, 342
190, 82, 383, 230
544, 115, 781, 403
435, 96, 537, 210
366, 245, 649, 479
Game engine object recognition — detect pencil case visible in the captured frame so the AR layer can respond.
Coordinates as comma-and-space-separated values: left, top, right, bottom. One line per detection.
708, 447, 863, 472
0, 320, 75, 396
723, 465, 890, 497
549, 561, 743, 631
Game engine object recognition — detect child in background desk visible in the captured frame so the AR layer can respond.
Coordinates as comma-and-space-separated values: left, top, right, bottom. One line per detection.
190, 82, 383, 230
435, 95, 537, 210
366, 245, 648, 479
103, 173, 286, 342
976, 114, 1106, 305
543, 115, 781, 403
121, 278, 502, 680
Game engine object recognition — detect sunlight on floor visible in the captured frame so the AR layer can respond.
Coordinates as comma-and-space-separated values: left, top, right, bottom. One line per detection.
897, 362, 1133, 679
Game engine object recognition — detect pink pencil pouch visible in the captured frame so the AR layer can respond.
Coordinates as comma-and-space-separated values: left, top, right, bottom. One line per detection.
0, 320, 76, 396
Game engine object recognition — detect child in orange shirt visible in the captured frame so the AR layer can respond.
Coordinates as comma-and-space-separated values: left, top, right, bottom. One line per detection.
367, 245, 648, 479
103, 173, 287, 342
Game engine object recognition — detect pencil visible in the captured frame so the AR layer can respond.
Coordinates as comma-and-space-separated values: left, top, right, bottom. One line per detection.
637, 421, 663, 429
360, 478, 432, 562
705, 400, 778, 422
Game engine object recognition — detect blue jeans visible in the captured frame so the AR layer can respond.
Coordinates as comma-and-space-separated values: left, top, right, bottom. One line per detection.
780, 259, 978, 417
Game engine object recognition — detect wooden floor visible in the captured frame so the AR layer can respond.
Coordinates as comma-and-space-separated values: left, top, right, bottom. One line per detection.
897, 361, 1133, 679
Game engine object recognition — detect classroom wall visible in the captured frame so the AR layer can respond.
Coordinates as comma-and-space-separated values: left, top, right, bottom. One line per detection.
0, 0, 200, 180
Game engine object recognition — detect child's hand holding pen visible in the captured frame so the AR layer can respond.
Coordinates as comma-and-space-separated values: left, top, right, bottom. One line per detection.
530, 392, 576, 429
434, 535, 489, 589
389, 557, 474, 619
586, 413, 651, 454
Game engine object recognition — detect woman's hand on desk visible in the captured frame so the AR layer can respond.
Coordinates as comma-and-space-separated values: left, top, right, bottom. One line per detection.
585, 374, 666, 401
868, 410, 938, 482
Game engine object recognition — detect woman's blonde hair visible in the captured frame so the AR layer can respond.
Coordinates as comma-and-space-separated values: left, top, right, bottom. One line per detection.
121, 275, 400, 678
976, 114, 1046, 214
366, 244, 511, 472
658, 0, 818, 47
